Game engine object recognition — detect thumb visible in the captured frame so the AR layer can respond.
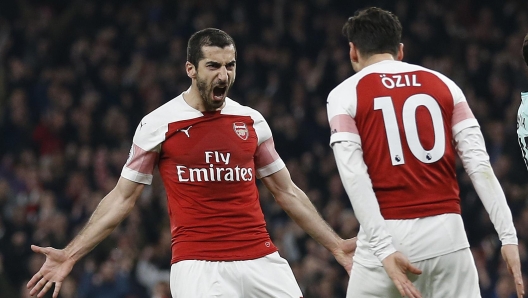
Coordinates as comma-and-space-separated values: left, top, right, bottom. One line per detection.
407, 263, 422, 275
31, 245, 46, 254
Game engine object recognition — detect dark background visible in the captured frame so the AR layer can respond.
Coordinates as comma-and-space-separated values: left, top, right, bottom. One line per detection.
0, 0, 527, 297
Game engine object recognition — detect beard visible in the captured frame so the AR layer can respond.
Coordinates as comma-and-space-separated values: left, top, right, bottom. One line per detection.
196, 74, 233, 111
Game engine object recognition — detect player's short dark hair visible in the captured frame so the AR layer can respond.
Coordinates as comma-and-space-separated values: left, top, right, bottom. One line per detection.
187, 28, 236, 67
523, 33, 528, 66
342, 7, 402, 58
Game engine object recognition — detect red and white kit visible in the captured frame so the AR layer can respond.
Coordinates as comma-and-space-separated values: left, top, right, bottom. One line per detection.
327, 60, 517, 297
122, 94, 283, 263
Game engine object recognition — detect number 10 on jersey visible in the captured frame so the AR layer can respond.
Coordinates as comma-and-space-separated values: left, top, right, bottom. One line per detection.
374, 94, 445, 166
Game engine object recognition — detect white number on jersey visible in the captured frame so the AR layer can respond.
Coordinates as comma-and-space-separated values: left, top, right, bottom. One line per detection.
374, 94, 446, 166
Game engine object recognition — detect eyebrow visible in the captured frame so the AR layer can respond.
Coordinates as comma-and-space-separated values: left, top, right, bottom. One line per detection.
205, 60, 236, 67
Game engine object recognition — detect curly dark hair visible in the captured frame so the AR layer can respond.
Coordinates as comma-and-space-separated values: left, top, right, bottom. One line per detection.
342, 7, 402, 58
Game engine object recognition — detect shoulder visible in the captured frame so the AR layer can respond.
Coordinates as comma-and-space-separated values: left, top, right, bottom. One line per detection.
222, 97, 266, 123
400, 62, 461, 91
143, 94, 198, 124
132, 94, 203, 149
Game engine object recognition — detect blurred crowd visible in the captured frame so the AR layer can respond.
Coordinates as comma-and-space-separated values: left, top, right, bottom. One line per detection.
0, 0, 527, 297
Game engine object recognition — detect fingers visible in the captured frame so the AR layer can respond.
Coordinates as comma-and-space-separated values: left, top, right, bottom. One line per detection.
403, 281, 422, 298
27, 272, 42, 288
394, 278, 422, 298
53, 281, 62, 298
506, 255, 524, 297
513, 271, 525, 298
407, 263, 423, 275
394, 280, 406, 297
31, 245, 50, 256
31, 244, 44, 253
37, 280, 53, 298
29, 275, 48, 296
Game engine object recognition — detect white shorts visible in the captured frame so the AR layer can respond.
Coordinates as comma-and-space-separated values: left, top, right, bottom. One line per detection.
346, 248, 481, 298
170, 252, 303, 298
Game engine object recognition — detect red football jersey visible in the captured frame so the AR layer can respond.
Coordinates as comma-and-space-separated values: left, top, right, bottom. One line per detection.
122, 95, 283, 263
327, 60, 479, 219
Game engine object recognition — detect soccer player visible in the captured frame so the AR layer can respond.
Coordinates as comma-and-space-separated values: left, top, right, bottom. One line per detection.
327, 7, 524, 298
27, 28, 356, 298
517, 33, 528, 169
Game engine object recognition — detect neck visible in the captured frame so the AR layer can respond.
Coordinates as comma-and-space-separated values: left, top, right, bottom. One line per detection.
182, 84, 202, 110
359, 53, 395, 70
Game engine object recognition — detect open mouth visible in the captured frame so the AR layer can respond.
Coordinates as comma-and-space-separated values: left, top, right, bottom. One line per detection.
213, 86, 227, 101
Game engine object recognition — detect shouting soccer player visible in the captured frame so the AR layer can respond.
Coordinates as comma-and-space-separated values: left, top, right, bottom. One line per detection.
327, 7, 524, 298
27, 28, 356, 298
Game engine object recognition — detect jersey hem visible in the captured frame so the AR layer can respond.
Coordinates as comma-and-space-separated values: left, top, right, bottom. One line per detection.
381, 203, 460, 220
354, 244, 470, 268
171, 248, 278, 264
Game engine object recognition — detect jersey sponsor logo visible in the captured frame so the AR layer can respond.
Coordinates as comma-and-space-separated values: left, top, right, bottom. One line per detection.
380, 74, 421, 89
233, 122, 249, 140
176, 150, 253, 182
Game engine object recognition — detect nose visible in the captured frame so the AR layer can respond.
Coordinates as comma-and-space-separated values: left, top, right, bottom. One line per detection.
217, 66, 228, 81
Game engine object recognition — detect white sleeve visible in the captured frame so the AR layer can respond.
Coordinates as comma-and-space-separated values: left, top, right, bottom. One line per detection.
455, 126, 518, 245
332, 141, 397, 262
121, 117, 166, 185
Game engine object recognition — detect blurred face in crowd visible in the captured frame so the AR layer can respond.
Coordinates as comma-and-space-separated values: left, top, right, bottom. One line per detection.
190, 45, 236, 111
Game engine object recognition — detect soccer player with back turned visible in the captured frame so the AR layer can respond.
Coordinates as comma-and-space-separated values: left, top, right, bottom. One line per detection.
327, 7, 524, 298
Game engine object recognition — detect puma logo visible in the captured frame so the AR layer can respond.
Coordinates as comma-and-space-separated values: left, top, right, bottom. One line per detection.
180, 126, 192, 138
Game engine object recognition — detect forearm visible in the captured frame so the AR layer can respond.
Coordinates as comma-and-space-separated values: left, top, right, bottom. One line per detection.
64, 178, 143, 262
276, 186, 343, 253
455, 127, 518, 244
468, 170, 517, 244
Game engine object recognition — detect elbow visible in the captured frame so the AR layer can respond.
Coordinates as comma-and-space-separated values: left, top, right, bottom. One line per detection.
465, 159, 493, 176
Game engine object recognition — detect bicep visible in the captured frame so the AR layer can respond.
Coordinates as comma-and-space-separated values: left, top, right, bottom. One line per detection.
332, 141, 368, 176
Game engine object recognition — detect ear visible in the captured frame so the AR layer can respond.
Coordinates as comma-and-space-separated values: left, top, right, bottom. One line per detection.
186, 61, 196, 79
349, 42, 359, 63
396, 43, 404, 61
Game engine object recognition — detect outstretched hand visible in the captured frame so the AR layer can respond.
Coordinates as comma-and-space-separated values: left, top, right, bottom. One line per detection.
382, 251, 422, 298
501, 244, 525, 298
27, 245, 75, 298
333, 237, 357, 274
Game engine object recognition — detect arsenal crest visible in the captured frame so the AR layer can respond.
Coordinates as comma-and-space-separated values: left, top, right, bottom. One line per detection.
233, 122, 249, 140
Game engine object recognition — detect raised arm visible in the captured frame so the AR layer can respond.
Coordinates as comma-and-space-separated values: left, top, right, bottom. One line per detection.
27, 177, 144, 298
260, 167, 356, 273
